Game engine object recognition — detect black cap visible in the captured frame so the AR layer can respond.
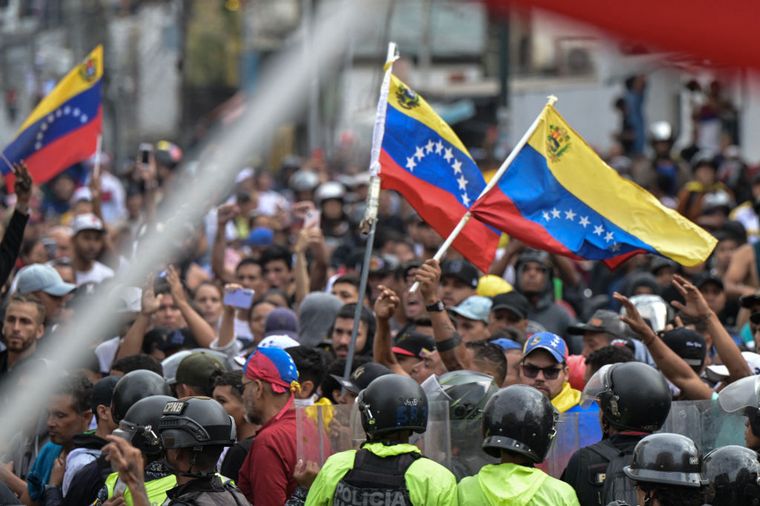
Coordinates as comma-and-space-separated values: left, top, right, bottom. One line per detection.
441, 260, 479, 289
650, 257, 678, 275
740, 292, 760, 309
392, 333, 436, 359
693, 272, 724, 291
330, 362, 392, 394
568, 309, 626, 338
490, 292, 529, 320
660, 328, 706, 372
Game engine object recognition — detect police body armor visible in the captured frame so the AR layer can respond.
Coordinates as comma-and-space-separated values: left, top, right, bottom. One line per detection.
162, 476, 248, 506
332, 449, 419, 506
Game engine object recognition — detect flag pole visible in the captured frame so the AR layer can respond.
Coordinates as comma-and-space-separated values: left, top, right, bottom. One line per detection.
342, 42, 398, 387
92, 134, 103, 180
409, 95, 558, 293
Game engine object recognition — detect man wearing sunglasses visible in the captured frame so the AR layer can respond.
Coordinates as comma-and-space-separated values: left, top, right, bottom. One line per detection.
519, 332, 583, 414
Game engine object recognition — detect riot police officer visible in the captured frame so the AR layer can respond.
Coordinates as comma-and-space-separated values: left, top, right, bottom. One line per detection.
98, 395, 177, 505
110, 369, 172, 423
562, 362, 672, 506
719, 375, 760, 451
458, 384, 580, 505
305, 374, 457, 505
621, 433, 704, 506
104, 397, 248, 505
702, 445, 760, 506
421, 370, 500, 479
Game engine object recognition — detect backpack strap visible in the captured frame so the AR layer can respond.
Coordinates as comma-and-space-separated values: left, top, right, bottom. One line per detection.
586, 439, 624, 462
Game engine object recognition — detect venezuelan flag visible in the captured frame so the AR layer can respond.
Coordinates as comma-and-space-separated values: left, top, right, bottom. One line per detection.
379, 75, 499, 272
1, 45, 103, 185
469, 105, 716, 267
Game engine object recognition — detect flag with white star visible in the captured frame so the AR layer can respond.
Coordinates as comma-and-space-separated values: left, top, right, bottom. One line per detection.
1, 45, 103, 185
378, 75, 499, 272
469, 104, 716, 268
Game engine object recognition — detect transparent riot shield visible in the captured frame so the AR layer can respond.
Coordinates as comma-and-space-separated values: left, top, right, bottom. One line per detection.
296, 400, 450, 467
660, 398, 745, 451
540, 406, 603, 478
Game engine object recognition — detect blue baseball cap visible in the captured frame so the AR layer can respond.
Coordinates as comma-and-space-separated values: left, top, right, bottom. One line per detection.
491, 337, 522, 351
523, 332, 568, 364
247, 227, 274, 247
15, 263, 76, 297
448, 296, 492, 323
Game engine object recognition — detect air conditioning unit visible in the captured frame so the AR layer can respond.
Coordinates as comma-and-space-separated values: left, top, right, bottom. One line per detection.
555, 38, 596, 76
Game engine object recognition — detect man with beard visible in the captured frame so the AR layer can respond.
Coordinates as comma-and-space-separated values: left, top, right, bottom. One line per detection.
0, 294, 46, 376
238, 347, 301, 505
518, 332, 583, 414
70, 213, 113, 286
15, 264, 75, 327
328, 304, 375, 359
514, 249, 575, 337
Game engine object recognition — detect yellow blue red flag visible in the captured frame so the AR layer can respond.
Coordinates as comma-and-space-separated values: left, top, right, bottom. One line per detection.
469, 105, 716, 267
379, 75, 499, 272
1, 45, 103, 184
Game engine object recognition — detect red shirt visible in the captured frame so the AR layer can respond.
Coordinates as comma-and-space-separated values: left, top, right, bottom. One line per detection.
238, 404, 297, 505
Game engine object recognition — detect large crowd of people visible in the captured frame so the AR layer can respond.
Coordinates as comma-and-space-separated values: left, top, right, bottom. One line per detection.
0, 94, 758, 506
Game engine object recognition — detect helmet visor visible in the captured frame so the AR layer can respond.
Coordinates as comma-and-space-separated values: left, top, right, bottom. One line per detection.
581, 364, 614, 408
719, 375, 760, 413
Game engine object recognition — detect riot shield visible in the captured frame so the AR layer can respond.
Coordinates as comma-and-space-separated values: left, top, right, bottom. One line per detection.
295, 400, 451, 467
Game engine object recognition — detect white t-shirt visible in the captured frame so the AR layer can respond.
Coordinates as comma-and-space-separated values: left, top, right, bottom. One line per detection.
76, 261, 115, 286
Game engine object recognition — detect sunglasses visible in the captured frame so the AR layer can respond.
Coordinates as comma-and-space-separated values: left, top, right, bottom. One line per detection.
521, 363, 563, 380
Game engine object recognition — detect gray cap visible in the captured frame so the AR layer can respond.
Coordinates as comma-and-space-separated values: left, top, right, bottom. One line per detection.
16, 264, 75, 297
298, 292, 343, 347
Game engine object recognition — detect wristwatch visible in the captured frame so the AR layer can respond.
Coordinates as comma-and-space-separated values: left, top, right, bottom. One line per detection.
425, 300, 445, 313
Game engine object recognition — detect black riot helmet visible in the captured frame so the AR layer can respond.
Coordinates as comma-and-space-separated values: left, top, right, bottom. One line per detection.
158, 397, 236, 450
111, 370, 171, 424
623, 433, 703, 488
422, 370, 499, 422
116, 395, 176, 456
358, 375, 428, 440
703, 445, 760, 506
582, 362, 672, 433
481, 385, 559, 463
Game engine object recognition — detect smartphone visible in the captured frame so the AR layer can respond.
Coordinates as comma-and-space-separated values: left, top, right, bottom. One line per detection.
41, 238, 57, 259
139, 143, 153, 165
224, 288, 255, 309
304, 209, 321, 229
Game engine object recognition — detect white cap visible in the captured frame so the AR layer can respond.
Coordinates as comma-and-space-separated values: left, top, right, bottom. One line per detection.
707, 351, 760, 380
258, 334, 299, 350
71, 213, 105, 235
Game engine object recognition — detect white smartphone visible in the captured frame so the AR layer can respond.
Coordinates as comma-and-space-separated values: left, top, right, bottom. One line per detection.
224, 288, 255, 309
304, 209, 321, 229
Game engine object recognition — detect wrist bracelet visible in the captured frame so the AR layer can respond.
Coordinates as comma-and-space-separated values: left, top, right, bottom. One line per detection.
436, 334, 461, 352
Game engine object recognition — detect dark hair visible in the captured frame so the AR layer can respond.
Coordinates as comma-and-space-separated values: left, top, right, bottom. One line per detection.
20, 238, 42, 261
466, 341, 508, 385
192, 281, 222, 299
111, 354, 163, 376
331, 304, 376, 351
235, 257, 261, 273
321, 356, 371, 404
637, 483, 704, 506
260, 245, 292, 270
333, 274, 360, 290
585, 345, 634, 376
213, 371, 244, 399
287, 346, 328, 388
54, 373, 94, 413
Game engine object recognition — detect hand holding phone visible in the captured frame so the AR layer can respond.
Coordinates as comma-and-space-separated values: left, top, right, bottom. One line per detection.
139, 143, 153, 168
224, 287, 255, 309
303, 209, 321, 229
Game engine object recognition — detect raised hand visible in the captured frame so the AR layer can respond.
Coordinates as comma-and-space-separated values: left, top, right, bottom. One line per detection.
374, 285, 400, 321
